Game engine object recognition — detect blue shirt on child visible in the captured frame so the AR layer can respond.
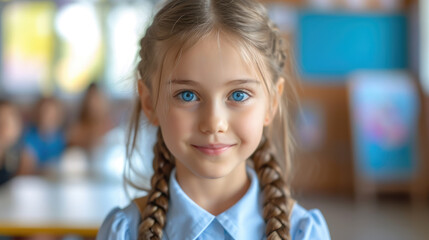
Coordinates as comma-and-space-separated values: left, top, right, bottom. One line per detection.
24, 126, 65, 167
97, 167, 331, 240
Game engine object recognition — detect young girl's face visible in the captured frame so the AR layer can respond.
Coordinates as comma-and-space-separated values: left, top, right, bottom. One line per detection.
38, 101, 63, 133
147, 32, 272, 180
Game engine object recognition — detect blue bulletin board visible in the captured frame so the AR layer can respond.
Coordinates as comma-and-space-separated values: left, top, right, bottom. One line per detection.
296, 11, 408, 81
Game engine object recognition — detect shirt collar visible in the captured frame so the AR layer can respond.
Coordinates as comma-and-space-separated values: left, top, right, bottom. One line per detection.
216, 166, 264, 239
165, 168, 215, 240
164, 166, 265, 240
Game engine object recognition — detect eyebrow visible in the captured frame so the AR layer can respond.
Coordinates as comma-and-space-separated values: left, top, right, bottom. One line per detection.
168, 79, 260, 86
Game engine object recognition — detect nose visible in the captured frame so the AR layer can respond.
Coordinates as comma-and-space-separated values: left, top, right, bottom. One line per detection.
199, 101, 228, 134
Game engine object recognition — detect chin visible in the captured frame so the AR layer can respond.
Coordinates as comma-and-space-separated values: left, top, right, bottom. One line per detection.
191, 162, 239, 180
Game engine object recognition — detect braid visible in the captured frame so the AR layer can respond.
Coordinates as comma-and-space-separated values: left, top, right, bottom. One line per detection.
251, 136, 293, 240
267, 20, 287, 77
138, 129, 175, 240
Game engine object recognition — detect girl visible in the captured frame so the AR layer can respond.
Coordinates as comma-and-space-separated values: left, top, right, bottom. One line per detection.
23, 96, 66, 173
67, 83, 114, 153
98, 0, 330, 239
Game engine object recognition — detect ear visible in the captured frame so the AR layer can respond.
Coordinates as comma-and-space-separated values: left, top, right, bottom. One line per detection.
264, 77, 284, 126
138, 80, 159, 126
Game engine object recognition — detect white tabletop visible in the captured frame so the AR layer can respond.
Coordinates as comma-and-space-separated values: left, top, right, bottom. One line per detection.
0, 176, 130, 237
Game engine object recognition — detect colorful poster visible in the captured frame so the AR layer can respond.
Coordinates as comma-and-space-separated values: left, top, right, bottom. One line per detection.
349, 71, 419, 181
2, 1, 55, 94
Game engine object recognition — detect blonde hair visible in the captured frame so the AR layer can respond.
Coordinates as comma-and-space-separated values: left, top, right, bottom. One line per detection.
126, 0, 297, 239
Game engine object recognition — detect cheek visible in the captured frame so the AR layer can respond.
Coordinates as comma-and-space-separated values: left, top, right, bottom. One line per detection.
158, 107, 195, 145
231, 103, 266, 144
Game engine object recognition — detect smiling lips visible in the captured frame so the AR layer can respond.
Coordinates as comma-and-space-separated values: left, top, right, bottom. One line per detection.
192, 144, 235, 156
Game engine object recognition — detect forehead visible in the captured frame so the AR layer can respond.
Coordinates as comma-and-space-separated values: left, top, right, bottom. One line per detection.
168, 31, 261, 83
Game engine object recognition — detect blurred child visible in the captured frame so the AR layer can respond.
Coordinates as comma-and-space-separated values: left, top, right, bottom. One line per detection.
67, 83, 114, 154
23, 97, 66, 174
0, 100, 23, 184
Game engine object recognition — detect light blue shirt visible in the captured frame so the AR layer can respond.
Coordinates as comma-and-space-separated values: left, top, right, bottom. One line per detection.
97, 167, 331, 240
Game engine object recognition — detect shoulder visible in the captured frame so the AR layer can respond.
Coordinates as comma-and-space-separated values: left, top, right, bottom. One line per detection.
290, 203, 331, 240
96, 201, 141, 240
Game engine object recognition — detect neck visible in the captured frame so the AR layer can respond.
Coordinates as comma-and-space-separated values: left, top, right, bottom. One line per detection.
175, 162, 250, 216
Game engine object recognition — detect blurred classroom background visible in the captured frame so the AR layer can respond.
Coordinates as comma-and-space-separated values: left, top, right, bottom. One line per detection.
0, 0, 428, 239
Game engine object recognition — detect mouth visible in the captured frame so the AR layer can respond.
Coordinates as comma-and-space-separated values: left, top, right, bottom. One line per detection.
191, 144, 235, 156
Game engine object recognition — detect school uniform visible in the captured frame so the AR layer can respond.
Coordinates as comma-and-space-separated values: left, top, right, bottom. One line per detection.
97, 167, 331, 240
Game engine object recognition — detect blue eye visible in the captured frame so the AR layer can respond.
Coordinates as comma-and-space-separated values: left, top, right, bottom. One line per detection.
230, 91, 249, 102
179, 91, 197, 102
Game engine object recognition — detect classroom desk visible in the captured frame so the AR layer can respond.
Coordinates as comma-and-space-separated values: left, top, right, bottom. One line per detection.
0, 176, 129, 237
